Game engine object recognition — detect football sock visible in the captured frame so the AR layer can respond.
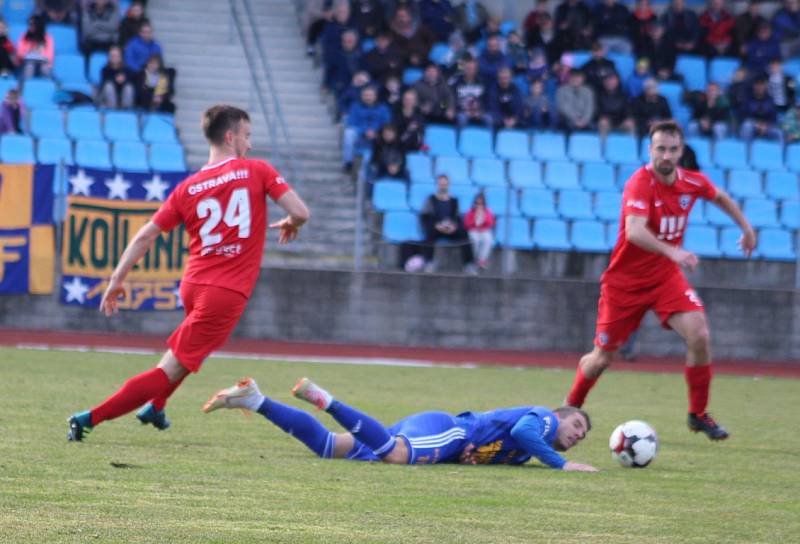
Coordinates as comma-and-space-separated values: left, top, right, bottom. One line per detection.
565, 366, 598, 408
151, 373, 188, 411
685, 364, 712, 415
90, 368, 171, 426
257, 398, 335, 458
326, 400, 396, 458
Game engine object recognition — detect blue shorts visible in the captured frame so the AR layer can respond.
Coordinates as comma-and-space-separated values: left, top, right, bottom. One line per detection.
346, 411, 469, 464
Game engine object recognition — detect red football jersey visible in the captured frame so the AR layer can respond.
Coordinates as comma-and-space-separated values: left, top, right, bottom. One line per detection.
602, 165, 717, 290
152, 157, 291, 298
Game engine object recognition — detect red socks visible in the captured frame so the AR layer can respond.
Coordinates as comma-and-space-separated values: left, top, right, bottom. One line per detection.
151, 373, 188, 411
685, 364, 712, 415
565, 367, 599, 408
91, 368, 171, 426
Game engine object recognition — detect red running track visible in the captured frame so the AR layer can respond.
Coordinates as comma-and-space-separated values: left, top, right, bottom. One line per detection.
1, 327, 798, 379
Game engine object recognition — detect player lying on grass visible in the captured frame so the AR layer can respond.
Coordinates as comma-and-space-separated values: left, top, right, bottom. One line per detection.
203, 377, 598, 472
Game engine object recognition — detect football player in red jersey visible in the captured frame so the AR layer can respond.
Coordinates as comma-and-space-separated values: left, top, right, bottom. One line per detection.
565, 120, 756, 440
67, 105, 310, 441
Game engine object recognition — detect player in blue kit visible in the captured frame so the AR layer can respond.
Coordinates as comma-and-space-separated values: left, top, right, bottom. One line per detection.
203, 377, 598, 472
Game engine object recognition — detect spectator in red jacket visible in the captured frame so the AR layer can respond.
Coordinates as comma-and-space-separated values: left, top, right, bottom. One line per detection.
698, 0, 736, 57
464, 192, 495, 270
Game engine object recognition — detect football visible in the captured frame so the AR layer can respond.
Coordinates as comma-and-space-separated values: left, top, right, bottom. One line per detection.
609, 420, 659, 468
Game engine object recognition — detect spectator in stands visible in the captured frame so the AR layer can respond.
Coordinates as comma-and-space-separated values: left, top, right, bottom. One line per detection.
0, 19, 18, 76
369, 123, 406, 180
342, 85, 391, 173
727, 66, 749, 123
556, 68, 595, 131
660, 0, 700, 55
582, 41, 619, 93
554, 0, 591, 51
523, 0, 550, 46
350, 0, 385, 40
698, 0, 735, 57
37, 0, 77, 25
0, 88, 25, 135
687, 81, 730, 140
780, 101, 800, 143
80, 0, 119, 57
506, 32, 529, 75
526, 12, 562, 65
571, 18, 597, 53
135, 54, 175, 113
593, 0, 632, 55
453, 0, 489, 45
394, 87, 425, 152
303, 0, 334, 57
119, 1, 148, 48
99, 45, 135, 109
451, 56, 491, 128
734, 1, 765, 57
419, 174, 476, 274
738, 75, 782, 142
631, 77, 671, 137
419, 0, 455, 43
325, 29, 364, 98
390, 6, 436, 68
772, 0, 800, 59
338, 70, 371, 119
16, 15, 54, 79
478, 34, 511, 85
363, 31, 403, 84
524, 78, 557, 129
381, 74, 403, 110
320, 1, 352, 70
745, 22, 781, 74
413, 62, 455, 124
626, 57, 652, 98
124, 22, 163, 73
636, 21, 676, 81
526, 48, 550, 84
767, 59, 796, 112
629, 0, 657, 53
464, 192, 495, 271
595, 72, 635, 136
487, 66, 524, 129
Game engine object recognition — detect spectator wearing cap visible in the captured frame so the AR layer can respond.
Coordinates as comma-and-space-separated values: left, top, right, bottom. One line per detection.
390, 5, 436, 67
486, 66, 524, 129
556, 68, 595, 131
582, 41, 619, 93
596, 72, 635, 136
631, 77, 671, 137
734, 1, 766, 57
477, 34, 511, 85
0, 88, 24, 135
772, 0, 800, 58
745, 22, 781, 74
593, 0, 632, 55
451, 56, 492, 128
124, 22, 162, 73
413, 63, 456, 124
419, 0, 455, 43
660, 0, 700, 54
453, 0, 489, 45
698, 0, 735, 57
636, 21, 676, 81
342, 85, 391, 173
687, 82, 730, 140
738, 75, 782, 142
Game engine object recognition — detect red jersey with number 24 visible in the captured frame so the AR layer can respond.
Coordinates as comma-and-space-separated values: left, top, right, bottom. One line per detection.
602, 165, 717, 291
152, 157, 291, 298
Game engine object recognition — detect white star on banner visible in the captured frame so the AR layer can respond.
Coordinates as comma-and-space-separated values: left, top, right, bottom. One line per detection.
105, 173, 132, 200
69, 169, 95, 196
63, 276, 90, 304
143, 173, 170, 201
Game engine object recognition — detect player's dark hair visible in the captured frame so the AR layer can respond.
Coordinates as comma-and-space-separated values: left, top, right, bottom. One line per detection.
649, 120, 684, 143
202, 105, 250, 146
554, 406, 592, 432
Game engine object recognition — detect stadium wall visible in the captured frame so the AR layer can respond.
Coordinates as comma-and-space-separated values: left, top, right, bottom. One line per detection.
0, 267, 797, 361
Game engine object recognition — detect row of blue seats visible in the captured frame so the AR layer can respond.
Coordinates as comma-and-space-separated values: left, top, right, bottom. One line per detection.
0, 134, 186, 172
382, 211, 797, 261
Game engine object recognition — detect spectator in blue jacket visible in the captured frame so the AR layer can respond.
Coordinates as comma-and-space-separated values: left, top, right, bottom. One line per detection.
325, 29, 363, 97
746, 22, 781, 74
738, 75, 782, 142
487, 66, 524, 129
478, 34, 511, 85
772, 0, 800, 58
320, 1, 352, 67
123, 22, 162, 72
342, 85, 391, 173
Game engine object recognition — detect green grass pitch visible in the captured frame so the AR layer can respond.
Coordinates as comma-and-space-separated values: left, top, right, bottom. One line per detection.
1, 347, 798, 543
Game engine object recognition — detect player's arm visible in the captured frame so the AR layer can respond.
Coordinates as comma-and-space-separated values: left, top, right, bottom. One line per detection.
509, 414, 597, 472
625, 215, 699, 271
269, 190, 310, 244
99, 221, 163, 316
711, 189, 757, 257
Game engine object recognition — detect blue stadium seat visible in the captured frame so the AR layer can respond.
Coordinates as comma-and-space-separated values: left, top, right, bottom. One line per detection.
565, 50, 591, 69
2, 0, 34, 24
758, 228, 796, 261
708, 57, 740, 88
88, 51, 108, 86
567, 132, 602, 162
449, 184, 478, 210
360, 38, 375, 53
500, 20, 517, 35
47, 24, 79, 54
532, 132, 566, 161
765, 171, 799, 201
719, 226, 746, 258
21, 78, 57, 109
104, 111, 140, 142
142, 113, 178, 144
424, 125, 458, 157
471, 158, 506, 187
639, 137, 650, 163
0, 134, 34, 163
783, 58, 800, 78
67, 109, 103, 140
372, 179, 409, 212
508, 159, 543, 188
7, 23, 25, 44
594, 191, 623, 222
713, 139, 748, 170
149, 143, 186, 172
434, 156, 470, 184
533, 218, 571, 250
495, 130, 530, 159
743, 197, 780, 228
459, 127, 494, 159
675, 55, 707, 92
607, 52, 634, 83
544, 160, 579, 189
383, 211, 422, 242
113, 141, 149, 171
749, 139, 784, 172
428, 42, 451, 65
30, 108, 65, 139
685, 137, 712, 168
706, 203, 736, 226
495, 215, 532, 249
581, 162, 616, 192
616, 163, 640, 189
36, 137, 73, 165
606, 222, 620, 248
683, 225, 721, 257
659, 82, 684, 113
408, 183, 436, 211
786, 143, 800, 172
781, 200, 799, 229
483, 186, 517, 216
688, 199, 706, 225
673, 105, 692, 132
727, 170, 762, 199
704, 167, 725, 188
75, 139, 112, 169
0, 78, 19, 100
604, 134, 638, 164
571, 219, 609, 252
401, 67, 423, 85
558, 189, 594, 220
519, 187, 558, 218
53, 53, 88, 86
406, 153, 434, 184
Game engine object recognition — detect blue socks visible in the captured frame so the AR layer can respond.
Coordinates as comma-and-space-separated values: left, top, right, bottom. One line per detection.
326, 400, 396, 458
257, 398, 335, 458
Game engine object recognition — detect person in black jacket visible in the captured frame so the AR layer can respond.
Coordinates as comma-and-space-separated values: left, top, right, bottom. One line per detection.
419, 174, 475, 273
632, 78, 672, 137
596, 72, 635, 136
99, 45, 136, 109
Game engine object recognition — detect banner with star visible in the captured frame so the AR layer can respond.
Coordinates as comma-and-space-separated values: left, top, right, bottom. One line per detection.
60, 167, 190, 310
0, 164, 55, 295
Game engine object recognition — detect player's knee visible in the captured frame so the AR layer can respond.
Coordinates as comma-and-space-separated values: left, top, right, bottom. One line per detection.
685, 326, 711, 352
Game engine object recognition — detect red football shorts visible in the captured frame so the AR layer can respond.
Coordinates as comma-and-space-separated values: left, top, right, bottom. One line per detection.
167, 281, 248, 372
594, 273, 705, 351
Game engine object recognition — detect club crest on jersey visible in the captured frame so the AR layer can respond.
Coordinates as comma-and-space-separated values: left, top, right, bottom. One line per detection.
679, 194, 691, 210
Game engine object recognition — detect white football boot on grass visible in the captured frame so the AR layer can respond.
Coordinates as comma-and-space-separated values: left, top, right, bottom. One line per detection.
291, 377, 333, 410
203, 377, 264, 413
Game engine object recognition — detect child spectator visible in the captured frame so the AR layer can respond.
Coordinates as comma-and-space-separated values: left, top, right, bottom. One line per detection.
17, 15, 54, 79
136, 54, 175, 113
464, 192, 495, 270
124, 22, 163, 73
342, 85, 390, 173
487, 66, 524, 129
419, 174, 475, 274
369, 123, 406, 180
524, 78, 557, 129
0, 19, 18, 75
393, 87, 425, 152
413, 63, 456, 124
99, 45, 136, 109
626, 57, 652, 98
687, 82, 730, 140
0, 88, 24, 135
80, 0, 119, 56
119, 1, 149, 48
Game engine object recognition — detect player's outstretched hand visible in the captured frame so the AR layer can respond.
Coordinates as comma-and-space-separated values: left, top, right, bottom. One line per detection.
739, 228, 757, 258
670, 247, 699, 272
99, 277, 126, 317
563, 461, 599, 472
459, 443, 478, 465
269, 217, 300, 244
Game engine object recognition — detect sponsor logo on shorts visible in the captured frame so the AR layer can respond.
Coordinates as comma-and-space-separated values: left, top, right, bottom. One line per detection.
679, 194, 691, 210
685, 289, 703, 307
598, 332, 609, 346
